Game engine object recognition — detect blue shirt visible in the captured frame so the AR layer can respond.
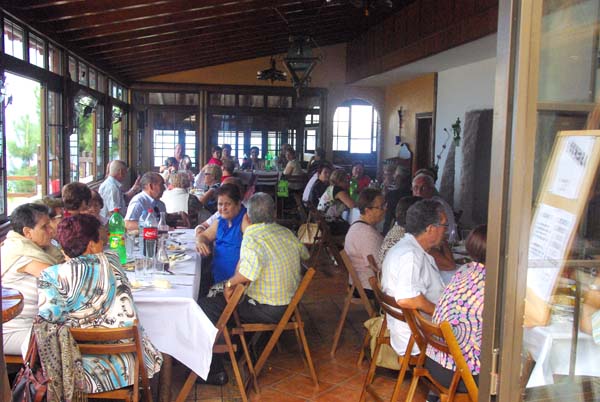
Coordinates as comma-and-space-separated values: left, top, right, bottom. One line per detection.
212, 206, 246, 283
124, 191, 166, 222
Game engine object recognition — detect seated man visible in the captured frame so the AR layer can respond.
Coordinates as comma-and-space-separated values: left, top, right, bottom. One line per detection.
381, 199, 446, 356
198, 192, 309, 384
124, 172, 167, 230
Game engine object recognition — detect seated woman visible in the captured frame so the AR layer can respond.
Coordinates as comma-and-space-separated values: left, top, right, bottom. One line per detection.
283, 148, 303, 176
161, 172, 203, 217
221, 159, 235, 183
425, 224, 487, 395
240, 146, 263, 171
198, 164, 222, 213
161, 156, 178, 187
378, 196, 422, 265
87, 189, 108, 225
196, 183, 249, 293
308, 164, 332, 208
307, 147, 327, 177
318, 168, 355, 235
62, 181, 92, 216
1, 203, 63, 355
352, 161, 371, 192
179, 155, 195, 184
344, 188, 385, 299
37, 214, 162, 393
207, 145, 223, 166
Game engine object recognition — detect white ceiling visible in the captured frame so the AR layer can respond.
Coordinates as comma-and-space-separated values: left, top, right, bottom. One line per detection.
352, 34, 498, 87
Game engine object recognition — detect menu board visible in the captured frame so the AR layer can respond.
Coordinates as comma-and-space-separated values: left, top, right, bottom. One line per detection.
525, 131, 600, 326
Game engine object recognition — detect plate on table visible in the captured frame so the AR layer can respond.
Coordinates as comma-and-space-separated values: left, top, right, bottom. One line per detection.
167, 244, 186, 252
122, 262, 136, 272
170, 230, 186, 237
168, 254, 192, 263
130, 280, 152, 291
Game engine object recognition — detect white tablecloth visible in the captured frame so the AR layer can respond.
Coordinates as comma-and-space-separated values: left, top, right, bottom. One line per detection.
129, 229, 217, 380
524, 322, 600, 387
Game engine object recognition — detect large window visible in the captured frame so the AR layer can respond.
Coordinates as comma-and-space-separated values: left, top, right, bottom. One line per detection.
109, 105, 127, 161
332, 100, 379, 154
47, 90, 62, 195
151, 110, 197, 168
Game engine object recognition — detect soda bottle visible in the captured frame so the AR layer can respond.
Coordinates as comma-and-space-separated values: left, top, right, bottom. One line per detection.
143, 208, 158, 259
158, 211, 169, 240
108, 208, 127, 264
265, 152, 272, 171
349, 177, 358, 201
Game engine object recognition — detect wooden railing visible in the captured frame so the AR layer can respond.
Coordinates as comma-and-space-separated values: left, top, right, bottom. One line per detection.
7, 175, 38, 198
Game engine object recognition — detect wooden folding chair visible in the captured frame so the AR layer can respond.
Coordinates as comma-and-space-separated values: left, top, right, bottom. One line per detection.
175, 284, 256, 402
330, 250, 377, 365
404, 309, 479, 402
69, 320, 152, 402
308, 209, 344, 268
360, 277, 419, 402
234, 267, 318, 388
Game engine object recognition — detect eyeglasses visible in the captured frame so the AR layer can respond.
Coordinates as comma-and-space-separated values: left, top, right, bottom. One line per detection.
433, 222, 449, 228
368, 204, 386, 210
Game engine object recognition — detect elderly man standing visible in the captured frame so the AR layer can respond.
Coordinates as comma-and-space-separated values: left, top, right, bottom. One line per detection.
381, 199, 446, 356
124, 172, 167, 230
197, 192, 309, 385
99, 160, 140, 219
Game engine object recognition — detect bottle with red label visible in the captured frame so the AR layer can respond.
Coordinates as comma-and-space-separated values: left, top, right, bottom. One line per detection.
143, 208, 158, 259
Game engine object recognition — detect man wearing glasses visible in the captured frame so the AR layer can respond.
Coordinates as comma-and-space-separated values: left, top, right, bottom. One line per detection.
381, 199, 446, 357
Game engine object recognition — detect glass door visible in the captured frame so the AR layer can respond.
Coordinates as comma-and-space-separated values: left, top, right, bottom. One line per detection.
487, 0, 600, 400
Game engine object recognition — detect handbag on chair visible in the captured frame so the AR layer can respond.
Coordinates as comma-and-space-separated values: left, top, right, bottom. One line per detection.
11, 333, 48, 402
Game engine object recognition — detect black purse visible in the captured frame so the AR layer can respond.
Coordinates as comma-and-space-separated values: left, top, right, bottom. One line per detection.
11, 333, 48, 402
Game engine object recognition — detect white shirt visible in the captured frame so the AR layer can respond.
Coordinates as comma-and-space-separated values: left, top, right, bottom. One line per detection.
98, 175, 125, 218
161, 188, 190, 214
381, 233, 444, 355
302, 173, 318, 203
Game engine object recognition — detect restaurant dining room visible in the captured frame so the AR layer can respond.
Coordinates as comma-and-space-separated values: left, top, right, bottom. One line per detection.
2, 0, 600, 401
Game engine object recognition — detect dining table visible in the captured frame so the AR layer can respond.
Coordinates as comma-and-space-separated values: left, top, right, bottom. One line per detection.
1, 287, 24, 323
126, 229, 218, 402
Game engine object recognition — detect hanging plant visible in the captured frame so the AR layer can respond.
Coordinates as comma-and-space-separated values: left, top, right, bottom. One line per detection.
434, 117, 462, 174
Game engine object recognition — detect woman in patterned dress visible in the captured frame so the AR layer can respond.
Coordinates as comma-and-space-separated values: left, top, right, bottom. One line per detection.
425, 224, 487, 396
37, 214, 162, 393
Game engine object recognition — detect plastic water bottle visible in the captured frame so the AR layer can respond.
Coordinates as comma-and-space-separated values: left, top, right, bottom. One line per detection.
143, 208, 158, 259
108, 208, 127, 264
158, 211, 169, 241
138, 210, 148, 254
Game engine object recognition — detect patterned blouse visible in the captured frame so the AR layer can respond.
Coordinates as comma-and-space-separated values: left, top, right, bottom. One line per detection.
426, 262, 485, 375
38, 252, 162, 393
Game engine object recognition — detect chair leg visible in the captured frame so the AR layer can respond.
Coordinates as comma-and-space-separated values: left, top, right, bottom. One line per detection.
237, 327, 260, 395
356, 330, 371, 367
390, 354, 412, 402
295, 311, 319, 387
224, 330, 249, 402
405, 372, 421, 402
330, 287, 355, 357
174, 372, 198, 402
359, 338, 383, 402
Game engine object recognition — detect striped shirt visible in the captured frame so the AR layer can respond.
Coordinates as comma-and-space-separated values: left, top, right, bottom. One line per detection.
238, 223, 309, 306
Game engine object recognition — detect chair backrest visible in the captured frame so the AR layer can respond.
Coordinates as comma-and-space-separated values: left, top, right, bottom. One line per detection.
369, 277, 406, 324
340, 251, 376, 316
215, 284, 246, 333
70, 320, 151, 402
367, 254, 380, 273
286, 174, 308, 191
404, 309, 479, 402
254, 172, 279, 186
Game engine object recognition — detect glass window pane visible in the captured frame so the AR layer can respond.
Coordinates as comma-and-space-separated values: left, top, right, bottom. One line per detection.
28, 33, 45, 68
267, 95, 292, 108
78, 62, 88, 86
209, 93, 236, 106
109, 106, 122, 161
48, 43, 62, 74
250, 131, 262, 156
239, 94, 264, 107
47, 90, 62, 194
68, 56, 77, 82
3, 19, 24, 60
88, 68, 97, 90
152, 111, 197, 168
333, 106, 349, 151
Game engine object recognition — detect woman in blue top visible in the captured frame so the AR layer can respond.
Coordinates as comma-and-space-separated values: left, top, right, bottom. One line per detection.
196, 183, 249, 285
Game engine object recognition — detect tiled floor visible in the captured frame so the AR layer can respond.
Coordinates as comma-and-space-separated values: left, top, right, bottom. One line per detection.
165, 258, 428, 402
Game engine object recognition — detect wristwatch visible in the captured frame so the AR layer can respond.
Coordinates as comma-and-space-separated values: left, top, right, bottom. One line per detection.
226, 280, 232, 289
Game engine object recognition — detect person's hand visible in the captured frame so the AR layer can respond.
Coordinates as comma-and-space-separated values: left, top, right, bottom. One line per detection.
196, 240, 212, 256
132, 175, 142, 191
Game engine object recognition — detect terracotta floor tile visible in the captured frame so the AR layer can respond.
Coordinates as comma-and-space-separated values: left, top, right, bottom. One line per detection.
249, 388, 307, 402
313, 384, 363, 402
314, 360, 362, 385
271, 373, 333, 399
256, 366, 296, 387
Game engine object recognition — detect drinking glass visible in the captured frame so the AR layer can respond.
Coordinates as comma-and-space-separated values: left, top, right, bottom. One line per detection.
135, 257, 149, 281
125, 231, 137, 258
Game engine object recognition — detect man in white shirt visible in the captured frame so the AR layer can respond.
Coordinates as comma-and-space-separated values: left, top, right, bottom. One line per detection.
98, 160, 140, 219
381, 199, 447, 356
124, 172, 167, 230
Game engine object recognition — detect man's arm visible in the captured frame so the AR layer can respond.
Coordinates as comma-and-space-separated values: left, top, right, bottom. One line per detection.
223, 270, 251, 301
196, 220, 218, 256
396, 293, 436, 315
124, 175, 141, 202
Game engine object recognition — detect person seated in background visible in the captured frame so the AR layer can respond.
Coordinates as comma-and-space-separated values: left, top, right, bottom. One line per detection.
193, 176, 246, 234
221, 143, 238, 169
241, 146, 263, 171
412, 172, 457, 271
62, 182, 92, 216
221, 159, 235, 183
124, 172, 167, 230
195, 184, 249, 294
318, 168, 355, 235
308, 164, 332, 208
425, 224, 487, 396
383, 166, 412, 234
161, 156, 178, 187
198, 192, 309, 385
307, 147, 327, 177
344, 188, 385, 299
379, 196, 422, 265
179, 155, 195, 184
36, 214, 162, 394
87, 189, 108, 225
381, 199, 446, 356
283, 147, 303, 176
161, 172, 202, 219
99, 160, 141, 219
198, 164, 222, 213
1, 203, 63, 355
207, 145, 223, 166
278, 143, 292, 170
352, 161, 371, 192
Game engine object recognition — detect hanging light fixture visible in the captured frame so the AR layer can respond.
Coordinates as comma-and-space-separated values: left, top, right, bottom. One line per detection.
282, 36, 321, 97
257, 57, 287, 83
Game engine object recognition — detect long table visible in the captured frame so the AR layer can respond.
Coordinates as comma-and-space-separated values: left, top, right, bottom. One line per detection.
127, 229, 217, 402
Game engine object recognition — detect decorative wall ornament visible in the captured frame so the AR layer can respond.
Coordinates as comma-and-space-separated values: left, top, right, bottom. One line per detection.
434, 117, 462, 174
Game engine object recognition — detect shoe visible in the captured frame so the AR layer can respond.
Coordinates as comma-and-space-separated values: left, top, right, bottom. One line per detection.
196, 370, 229, 386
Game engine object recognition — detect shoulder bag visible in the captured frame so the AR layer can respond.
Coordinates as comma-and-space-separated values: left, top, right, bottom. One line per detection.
11, 333, 48, 402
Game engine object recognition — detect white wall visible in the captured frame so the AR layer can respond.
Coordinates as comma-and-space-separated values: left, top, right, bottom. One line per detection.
435, 57, 496, 206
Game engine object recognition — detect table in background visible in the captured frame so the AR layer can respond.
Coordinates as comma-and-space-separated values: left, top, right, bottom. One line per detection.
128, 229, 217, 402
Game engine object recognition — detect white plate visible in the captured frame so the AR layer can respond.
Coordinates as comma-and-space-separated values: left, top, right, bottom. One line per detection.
169, 254, 192, 263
